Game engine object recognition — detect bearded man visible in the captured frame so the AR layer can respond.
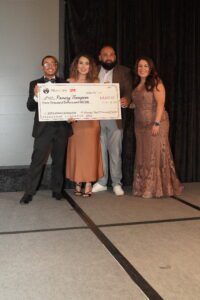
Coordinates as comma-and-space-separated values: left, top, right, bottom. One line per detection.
92, 46, 132, 196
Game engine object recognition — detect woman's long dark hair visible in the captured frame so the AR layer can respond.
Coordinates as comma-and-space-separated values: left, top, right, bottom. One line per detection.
133, 56, 161, 91
70, 53, 98, 82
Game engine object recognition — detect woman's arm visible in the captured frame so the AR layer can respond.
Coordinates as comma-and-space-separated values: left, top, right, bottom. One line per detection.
152, 82, 165, 135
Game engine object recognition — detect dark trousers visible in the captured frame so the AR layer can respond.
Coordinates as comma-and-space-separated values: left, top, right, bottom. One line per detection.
25, 126, 67, 195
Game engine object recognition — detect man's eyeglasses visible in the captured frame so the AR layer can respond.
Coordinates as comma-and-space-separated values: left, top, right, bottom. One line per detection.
43, 62, 57, 68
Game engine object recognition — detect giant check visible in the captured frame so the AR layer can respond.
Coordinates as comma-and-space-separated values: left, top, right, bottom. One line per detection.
38, 83, 121, 121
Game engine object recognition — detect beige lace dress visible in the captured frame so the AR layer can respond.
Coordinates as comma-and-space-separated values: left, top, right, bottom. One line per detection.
132, 88, 183, 197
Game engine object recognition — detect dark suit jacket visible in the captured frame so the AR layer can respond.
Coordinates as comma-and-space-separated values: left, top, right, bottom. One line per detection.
27, 76, 72, 138
99, 65, 133, 129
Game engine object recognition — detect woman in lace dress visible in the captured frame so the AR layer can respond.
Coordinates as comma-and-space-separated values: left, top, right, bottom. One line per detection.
131, 57, 183, 198
66, 54, 103, 197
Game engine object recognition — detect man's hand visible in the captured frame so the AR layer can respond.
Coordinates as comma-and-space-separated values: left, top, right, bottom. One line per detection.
67, 118, 76, 123
120, 97, 128, 108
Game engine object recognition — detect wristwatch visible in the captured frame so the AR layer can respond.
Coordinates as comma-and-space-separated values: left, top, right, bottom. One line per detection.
154, 121, 160, 126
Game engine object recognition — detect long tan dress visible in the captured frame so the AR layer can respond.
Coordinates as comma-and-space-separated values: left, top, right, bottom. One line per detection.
66, 113, 103, 183
132, 88, 183, 197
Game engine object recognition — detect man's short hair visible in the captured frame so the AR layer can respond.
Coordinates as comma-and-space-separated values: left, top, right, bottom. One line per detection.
41, 55, 58, 66
99, 45, 115, 54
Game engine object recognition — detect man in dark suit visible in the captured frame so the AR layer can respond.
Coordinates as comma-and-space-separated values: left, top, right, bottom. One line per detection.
92, 46, 132, 196
20, 55, 72, 204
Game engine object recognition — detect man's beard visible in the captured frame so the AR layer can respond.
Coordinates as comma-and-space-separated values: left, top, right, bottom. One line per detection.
100, 60, 117, 70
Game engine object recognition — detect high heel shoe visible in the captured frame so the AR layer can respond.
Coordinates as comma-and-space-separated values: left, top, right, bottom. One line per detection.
83, 183, 92, 198
74, 183, 82, 196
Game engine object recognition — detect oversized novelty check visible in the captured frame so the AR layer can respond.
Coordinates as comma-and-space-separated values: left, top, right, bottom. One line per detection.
38, 83, 121, 121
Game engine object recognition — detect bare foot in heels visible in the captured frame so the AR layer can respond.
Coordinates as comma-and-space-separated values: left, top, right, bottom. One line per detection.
83, 182, 92, 198
74, 182, 82, 196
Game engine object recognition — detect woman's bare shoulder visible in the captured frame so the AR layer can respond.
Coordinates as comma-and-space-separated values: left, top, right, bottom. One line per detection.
154, 81, 165, 93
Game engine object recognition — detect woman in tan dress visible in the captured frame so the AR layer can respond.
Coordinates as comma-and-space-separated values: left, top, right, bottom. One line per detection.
131, 57, 183, 198
66, 54, 103, 197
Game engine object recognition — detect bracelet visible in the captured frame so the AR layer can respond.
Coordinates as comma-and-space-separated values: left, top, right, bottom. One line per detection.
154, 121, 160, 126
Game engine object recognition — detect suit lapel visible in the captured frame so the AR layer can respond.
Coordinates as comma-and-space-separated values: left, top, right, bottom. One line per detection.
55, 76, 59, 83
113, 66, 119, 83
37, 77, 45, 83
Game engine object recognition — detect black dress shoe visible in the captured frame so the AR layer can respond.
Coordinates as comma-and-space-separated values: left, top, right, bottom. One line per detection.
20, 194, 33, 204
52, 192, 63, 200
